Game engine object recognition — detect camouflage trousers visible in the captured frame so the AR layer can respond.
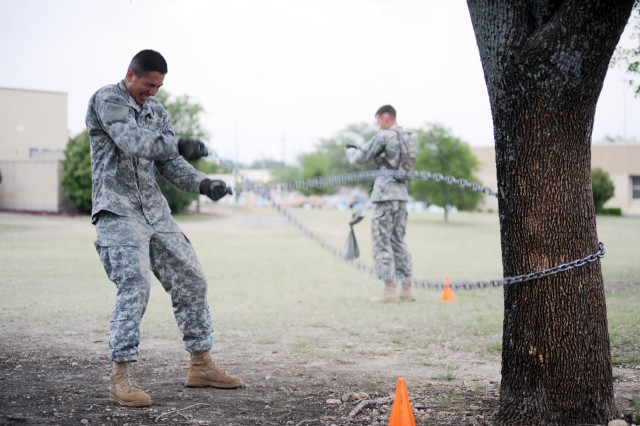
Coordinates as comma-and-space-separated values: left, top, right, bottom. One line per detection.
94, 211, 213, 362
371, 201, 412, 283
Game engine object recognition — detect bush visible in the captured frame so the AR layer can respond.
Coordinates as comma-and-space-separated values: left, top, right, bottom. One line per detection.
592, 168, 615, 214
61, 131, 92, 213
597, 207, 622, 216
155, 171, 197, 213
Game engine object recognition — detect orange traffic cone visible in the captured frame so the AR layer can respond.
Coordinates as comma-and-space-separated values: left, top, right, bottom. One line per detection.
388, 378, 416, 426
440, 275, 455, 302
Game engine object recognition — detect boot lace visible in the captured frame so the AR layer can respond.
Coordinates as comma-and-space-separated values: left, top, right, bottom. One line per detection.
123, 364, 140, 388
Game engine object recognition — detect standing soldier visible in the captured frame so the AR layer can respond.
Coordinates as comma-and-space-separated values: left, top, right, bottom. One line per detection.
86, 49, 243, 407
345, 105, 415, 303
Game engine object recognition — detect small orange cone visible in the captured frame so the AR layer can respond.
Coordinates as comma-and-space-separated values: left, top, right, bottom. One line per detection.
388, 378, 416, 426
440, 275, 455, 302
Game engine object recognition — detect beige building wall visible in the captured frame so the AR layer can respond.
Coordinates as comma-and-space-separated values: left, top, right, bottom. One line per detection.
0, 87, 68, 160
0, 87, 71, 212
592, 145, 640, 215
470, 145, 640, 215
0, 160, 73, 211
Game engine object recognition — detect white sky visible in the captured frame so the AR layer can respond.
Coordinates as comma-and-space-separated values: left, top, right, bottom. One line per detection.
1, 0, 639, 165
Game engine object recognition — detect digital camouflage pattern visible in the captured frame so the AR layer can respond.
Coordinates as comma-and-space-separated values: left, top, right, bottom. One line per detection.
95, 212, 213, 362
346, 125, 413, 282
87, 80, 213, 362
86, 80, 207, 224
345, 125, 410, 202
371, 201, 412, 283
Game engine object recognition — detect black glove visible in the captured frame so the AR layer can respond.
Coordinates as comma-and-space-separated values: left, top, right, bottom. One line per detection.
200, 179, 232, 201
178, 139, 208, 161
345, 144, 358, 150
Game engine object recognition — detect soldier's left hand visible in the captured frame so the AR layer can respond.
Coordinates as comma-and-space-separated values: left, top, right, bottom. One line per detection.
200, 179, 229, 201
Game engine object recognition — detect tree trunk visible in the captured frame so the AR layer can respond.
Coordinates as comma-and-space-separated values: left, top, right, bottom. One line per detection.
466, 1, 634, 424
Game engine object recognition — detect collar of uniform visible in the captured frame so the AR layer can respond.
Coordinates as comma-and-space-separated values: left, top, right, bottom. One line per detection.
117, 80, 143, 115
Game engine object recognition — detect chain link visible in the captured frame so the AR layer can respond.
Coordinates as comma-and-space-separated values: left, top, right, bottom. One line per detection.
211, 152, 604, 290
236, 169, 499, 197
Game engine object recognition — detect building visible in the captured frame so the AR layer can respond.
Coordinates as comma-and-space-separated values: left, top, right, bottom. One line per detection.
471, 144, 640, 215
0, 87, 73, 212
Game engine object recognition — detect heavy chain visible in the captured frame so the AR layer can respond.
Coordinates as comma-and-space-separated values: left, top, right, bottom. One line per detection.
211, 153, 605, 290
242, 169, 498, 197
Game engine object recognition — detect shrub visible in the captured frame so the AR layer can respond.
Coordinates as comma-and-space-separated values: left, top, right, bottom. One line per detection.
61, 131, 92, 213
592, 168, 615, 214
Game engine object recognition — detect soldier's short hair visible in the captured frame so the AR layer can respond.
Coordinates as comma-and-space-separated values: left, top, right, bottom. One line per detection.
129, 50, 168, 76
375, 105, 396, 118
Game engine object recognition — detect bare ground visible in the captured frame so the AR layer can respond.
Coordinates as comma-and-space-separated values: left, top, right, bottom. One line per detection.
1, 326, 638, 425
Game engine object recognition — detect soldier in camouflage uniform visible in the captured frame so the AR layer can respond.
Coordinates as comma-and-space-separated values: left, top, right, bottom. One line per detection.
345, 105, 414, 303
86, 50, 243, 407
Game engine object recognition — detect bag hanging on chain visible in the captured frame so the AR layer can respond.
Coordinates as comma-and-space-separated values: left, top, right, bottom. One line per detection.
343, 210, 364, 260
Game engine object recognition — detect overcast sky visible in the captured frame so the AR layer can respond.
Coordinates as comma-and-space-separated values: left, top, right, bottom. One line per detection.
1, 0, 639, 165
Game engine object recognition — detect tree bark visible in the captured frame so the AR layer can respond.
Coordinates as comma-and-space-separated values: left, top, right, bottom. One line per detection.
466, 1, 634, 424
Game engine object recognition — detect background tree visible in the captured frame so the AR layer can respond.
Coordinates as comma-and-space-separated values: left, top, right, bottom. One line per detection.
61, 130, 92, 213
297, 122, 378, 195
592, 168, 616, 213
467, 1, 634, 424
155, 91, 208, 141
297, 151, 333, 195
614, 0, 640, 96
270, 165, 302, 185
155, 90, 213, 213
411, 124, 483, 222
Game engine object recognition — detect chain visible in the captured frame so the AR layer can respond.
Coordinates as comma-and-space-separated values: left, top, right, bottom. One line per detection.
241, 169, 498, 197
210, 152, 605, 290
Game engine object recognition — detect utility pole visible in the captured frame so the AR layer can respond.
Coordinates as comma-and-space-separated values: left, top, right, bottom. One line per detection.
281, 131, 287, 165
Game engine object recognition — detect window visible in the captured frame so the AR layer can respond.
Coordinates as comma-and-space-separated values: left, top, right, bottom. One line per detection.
632, 176, 640, 200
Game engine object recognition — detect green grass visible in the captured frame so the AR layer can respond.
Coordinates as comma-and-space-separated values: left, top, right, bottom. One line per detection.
431, 364, 459, 381
0, 207, 638, 378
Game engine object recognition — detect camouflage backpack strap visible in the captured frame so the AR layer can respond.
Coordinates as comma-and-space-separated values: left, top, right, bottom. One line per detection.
390, 128, 409, 170
389, 128, 411, 184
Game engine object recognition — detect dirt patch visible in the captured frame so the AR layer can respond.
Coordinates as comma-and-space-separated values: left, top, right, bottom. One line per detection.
2, 336, 639, 425
0, 337, 501, 425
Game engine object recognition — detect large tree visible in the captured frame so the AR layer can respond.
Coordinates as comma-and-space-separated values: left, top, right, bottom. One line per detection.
466, 1, 634, 424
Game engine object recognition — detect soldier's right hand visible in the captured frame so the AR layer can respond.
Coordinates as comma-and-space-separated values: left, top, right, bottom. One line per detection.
200, 179, 230, 201
178, 139, 208, 161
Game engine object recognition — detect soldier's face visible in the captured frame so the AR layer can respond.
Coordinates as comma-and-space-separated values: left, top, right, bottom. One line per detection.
125, 69, 165, 105
376, 113, 394, 130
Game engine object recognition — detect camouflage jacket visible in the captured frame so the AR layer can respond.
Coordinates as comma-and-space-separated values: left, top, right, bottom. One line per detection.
345, 125, 409, 202
86, 80, 207, 224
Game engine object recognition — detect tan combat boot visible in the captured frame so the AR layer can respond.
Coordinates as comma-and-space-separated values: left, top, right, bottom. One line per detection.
184, 352, 244, 388
369, 281, 400, 303
399, 284, 416, 302
109, 361, 152, 407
